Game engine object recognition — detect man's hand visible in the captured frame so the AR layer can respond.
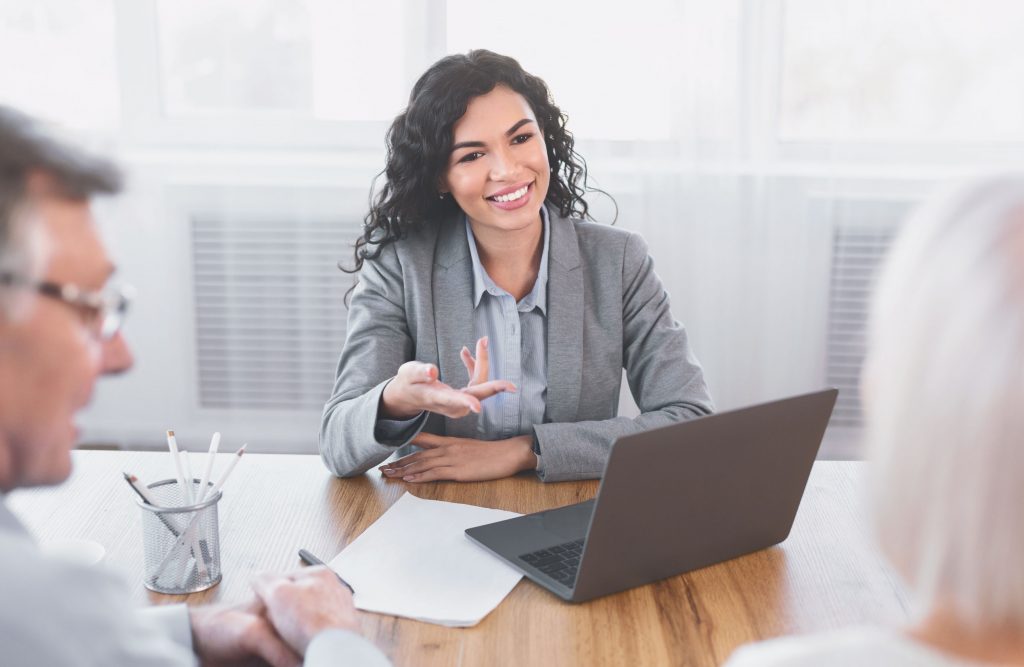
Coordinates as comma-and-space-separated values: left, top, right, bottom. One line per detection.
379, 337, 515, 420
252, 567, 360, 656
190, 599, 301, 667
378, 432, 537, 482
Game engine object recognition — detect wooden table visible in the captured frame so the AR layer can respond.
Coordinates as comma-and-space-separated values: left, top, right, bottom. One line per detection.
8, 451, 908, 666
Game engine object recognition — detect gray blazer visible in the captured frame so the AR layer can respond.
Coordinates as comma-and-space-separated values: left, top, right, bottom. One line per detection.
319, 208, 713, 482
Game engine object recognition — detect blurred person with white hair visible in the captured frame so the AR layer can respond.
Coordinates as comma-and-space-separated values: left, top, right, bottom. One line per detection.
0, 105, 390, 666
724, 176, 1024, 665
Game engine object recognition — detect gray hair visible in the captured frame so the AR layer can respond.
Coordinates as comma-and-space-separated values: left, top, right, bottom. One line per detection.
0, 105, 122, 311
863, 174, 1024, 631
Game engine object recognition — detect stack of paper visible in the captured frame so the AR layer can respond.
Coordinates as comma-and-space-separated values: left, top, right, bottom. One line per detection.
329, 493, 523, 627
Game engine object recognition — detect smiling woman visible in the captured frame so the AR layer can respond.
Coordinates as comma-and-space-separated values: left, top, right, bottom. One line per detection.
319, 50, 713, 484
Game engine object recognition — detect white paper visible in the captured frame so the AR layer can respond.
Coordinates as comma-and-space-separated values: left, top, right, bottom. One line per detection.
329, 492, 523, 627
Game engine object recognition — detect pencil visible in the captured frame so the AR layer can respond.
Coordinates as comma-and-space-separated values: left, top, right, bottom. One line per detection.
298, 548, 355, 593
165, 430, 189, 506
207, 443, 246, 496
122, 471, 181, 538
197, 432, 220, 503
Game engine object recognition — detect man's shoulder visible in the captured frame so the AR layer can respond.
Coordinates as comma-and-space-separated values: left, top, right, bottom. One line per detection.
0, 528, 129, 613
0, 530, 125, 660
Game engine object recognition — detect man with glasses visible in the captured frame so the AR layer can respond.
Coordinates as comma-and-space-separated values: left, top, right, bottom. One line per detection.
0, 106, 389, 665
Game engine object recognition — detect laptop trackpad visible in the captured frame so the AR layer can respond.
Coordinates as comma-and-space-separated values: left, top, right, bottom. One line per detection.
536, 499, 595, 541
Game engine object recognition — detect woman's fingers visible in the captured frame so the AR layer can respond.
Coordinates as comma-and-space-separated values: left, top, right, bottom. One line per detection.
400, 361, 437, 385
415, 383, 481, 417
471, 337, 489, 385
402, 466, 457, 483
460, 346, 475, 379
392, 356, 514, 419
460, 337, 490, 387
462, 379, 516, 400
379, 448, 444, 475
383, 456, 445, 478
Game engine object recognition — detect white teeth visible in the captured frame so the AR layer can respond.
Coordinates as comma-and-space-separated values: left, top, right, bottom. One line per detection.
492, 185, 528, 203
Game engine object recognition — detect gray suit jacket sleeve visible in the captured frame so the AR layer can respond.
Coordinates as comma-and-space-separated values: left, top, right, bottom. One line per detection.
319, 243, 427, 477
533, 231, 712, 482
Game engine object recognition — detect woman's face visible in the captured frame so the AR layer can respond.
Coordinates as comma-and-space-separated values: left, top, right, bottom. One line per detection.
443, 85, 550, 236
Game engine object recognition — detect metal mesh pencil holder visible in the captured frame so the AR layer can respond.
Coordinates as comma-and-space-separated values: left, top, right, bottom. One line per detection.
138, 479, 223, 594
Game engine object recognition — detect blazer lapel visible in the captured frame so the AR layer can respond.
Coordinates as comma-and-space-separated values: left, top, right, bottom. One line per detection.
544, 212, 584, 424
432, 214, 481, 437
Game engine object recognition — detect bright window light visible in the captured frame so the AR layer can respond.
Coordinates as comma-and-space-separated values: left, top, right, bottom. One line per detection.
156, 0, 407, 121
781, 0, 1024, 142
446, 0, 714, 142
0, 0, 120, 129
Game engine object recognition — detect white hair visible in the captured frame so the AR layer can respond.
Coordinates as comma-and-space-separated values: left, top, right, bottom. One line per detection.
0, 201, 51, 320
0, 105, 119, 319
864, 174, 1024, 630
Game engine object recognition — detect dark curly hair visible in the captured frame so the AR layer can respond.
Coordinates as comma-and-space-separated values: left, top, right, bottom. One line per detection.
343, 49, 612, 289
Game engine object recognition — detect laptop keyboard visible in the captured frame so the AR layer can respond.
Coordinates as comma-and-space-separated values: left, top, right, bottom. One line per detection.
518, 538, 584, 588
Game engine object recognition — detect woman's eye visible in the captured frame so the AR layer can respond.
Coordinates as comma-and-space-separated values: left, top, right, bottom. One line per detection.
512, 133, 533, 145
458, 151, 484, 163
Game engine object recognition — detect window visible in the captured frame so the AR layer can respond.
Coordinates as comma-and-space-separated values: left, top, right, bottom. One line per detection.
780, 0, 1024, 142
0, 0, 119, 129
446, 0, 741, 142
157, 0, 408, 121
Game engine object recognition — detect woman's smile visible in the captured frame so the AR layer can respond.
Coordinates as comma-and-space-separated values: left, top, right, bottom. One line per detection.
487, 181, 534, 211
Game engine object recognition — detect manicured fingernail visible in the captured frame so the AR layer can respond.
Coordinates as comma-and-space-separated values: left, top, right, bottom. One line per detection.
482, 337, 489, 348
403, 475, 416, 482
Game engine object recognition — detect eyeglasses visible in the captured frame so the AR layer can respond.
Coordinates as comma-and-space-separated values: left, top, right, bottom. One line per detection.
0, 272, 134, 341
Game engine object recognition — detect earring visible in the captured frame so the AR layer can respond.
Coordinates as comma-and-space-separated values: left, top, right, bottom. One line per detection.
438, 192, 447, 200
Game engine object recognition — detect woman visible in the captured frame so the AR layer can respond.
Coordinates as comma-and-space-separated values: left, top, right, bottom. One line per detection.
319, 50, 712, 483
725, 176, 1024, 665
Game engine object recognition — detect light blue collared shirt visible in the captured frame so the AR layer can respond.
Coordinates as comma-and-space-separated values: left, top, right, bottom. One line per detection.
465, 209, 549, 440
374, 210, 550, 466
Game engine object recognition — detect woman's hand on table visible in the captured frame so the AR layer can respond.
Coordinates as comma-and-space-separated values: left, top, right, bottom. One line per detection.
378, 432, 537, 482
379, 336, 515, 420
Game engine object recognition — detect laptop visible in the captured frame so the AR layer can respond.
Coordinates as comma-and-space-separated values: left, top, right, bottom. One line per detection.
465, 388, 838, 602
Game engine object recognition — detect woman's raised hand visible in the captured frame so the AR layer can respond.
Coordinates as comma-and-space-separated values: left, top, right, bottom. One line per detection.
460, 335, 490, 387
379, 337, 515, 420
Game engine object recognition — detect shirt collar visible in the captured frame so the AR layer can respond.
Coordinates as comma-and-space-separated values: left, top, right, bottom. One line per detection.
465, 206, 550, 314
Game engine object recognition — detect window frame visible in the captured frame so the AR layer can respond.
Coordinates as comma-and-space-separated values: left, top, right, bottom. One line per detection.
111, 0, 448, 149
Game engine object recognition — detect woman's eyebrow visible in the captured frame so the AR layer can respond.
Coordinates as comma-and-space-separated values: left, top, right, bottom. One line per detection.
505, 118, 534, 135
450, 118, 536, 153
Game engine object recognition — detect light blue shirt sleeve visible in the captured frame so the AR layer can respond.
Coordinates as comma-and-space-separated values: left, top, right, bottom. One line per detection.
141, 604, 193, 651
